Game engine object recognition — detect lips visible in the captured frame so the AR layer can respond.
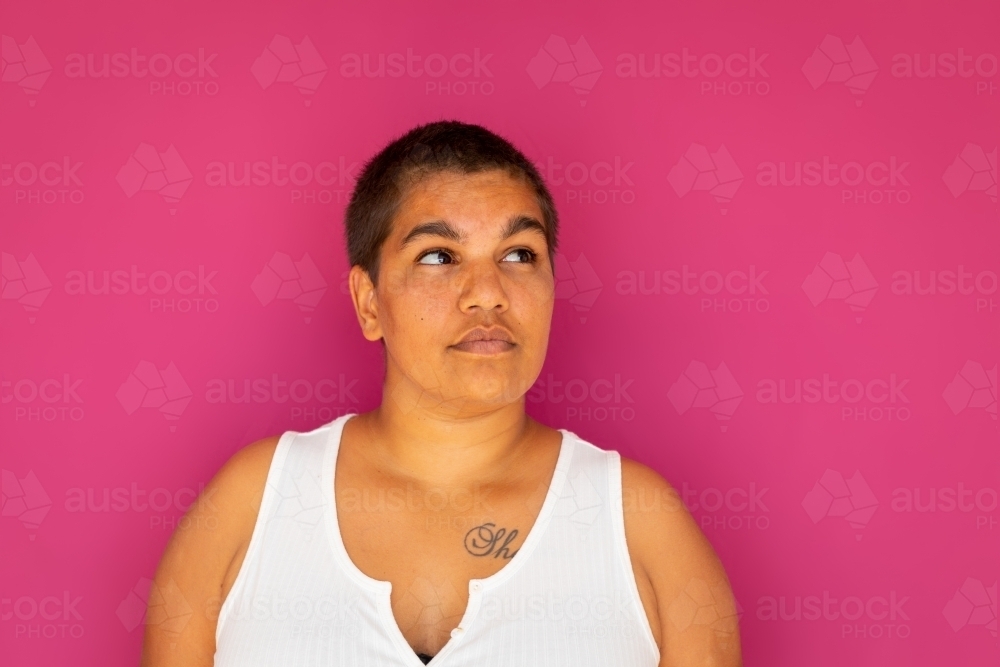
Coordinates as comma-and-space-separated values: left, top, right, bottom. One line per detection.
451, 327, 515, 355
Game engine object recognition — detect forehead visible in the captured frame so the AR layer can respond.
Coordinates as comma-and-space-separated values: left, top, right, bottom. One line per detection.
393, 169, 543, 230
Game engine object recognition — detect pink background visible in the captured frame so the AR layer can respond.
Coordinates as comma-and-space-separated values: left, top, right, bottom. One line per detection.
1, 1, 997, 665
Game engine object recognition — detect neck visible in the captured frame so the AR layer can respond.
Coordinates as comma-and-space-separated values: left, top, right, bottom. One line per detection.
352, 375, 538, 487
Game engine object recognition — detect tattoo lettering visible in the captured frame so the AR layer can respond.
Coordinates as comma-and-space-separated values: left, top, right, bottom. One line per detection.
464, 523, 520, 559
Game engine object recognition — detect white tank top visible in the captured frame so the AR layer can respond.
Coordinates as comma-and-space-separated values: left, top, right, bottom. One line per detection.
214, 413, 660, 666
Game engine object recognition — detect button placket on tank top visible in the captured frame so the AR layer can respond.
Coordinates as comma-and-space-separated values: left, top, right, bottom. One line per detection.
454, 580, 485, 639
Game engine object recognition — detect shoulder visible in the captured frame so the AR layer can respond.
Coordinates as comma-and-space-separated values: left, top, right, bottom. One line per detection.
208, 435, 283, 517
188, 434, 284, 570
161, 433, 283, 572
619, 455, 743, 666
141, 434, 283, 666
618, 457, 711, 565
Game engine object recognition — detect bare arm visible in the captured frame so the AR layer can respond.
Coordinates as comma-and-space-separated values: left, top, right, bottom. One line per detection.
621, 457, 743, 667
140, 437, 280, 667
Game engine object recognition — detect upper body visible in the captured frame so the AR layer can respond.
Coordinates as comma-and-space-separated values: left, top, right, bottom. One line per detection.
140, 121, 741, 667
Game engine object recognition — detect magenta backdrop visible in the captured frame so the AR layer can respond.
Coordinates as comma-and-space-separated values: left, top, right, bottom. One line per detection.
1, 1, 997, 665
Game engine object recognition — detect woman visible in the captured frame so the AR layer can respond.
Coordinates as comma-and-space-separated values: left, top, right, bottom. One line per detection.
142, 120, 742, 666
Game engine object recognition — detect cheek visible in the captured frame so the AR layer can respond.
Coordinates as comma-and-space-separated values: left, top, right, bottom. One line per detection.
509, 278, 555, 330
384, 279, 453, 334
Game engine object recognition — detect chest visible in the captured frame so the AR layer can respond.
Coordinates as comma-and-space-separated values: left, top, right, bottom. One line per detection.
335, 479, 546, 655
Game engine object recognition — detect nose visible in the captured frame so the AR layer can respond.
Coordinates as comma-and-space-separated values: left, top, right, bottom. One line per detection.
457, 259, 509, 313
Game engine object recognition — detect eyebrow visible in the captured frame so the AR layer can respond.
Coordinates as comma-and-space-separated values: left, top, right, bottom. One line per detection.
399, 214, 547, 250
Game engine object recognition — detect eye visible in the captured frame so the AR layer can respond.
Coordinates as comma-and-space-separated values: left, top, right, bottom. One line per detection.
417, 249, 455, 265
501, 248, 537, 264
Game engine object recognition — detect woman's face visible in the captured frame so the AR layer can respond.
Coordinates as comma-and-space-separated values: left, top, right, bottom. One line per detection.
349, 169, 555, 418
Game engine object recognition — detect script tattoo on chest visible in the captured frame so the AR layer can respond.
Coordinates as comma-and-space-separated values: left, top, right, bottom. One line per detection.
464, 522, 520, 559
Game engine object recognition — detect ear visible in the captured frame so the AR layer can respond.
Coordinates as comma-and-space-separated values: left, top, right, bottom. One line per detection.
348, 265, 383, 342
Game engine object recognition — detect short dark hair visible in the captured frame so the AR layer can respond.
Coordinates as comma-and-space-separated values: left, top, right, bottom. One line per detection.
344, 120, 559, 287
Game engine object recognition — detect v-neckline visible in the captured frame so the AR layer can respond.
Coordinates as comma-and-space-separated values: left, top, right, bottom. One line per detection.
321, 412, 575, 666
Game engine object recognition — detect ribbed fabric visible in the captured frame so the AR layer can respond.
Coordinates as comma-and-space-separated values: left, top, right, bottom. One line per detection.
215, 413, 660, 667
